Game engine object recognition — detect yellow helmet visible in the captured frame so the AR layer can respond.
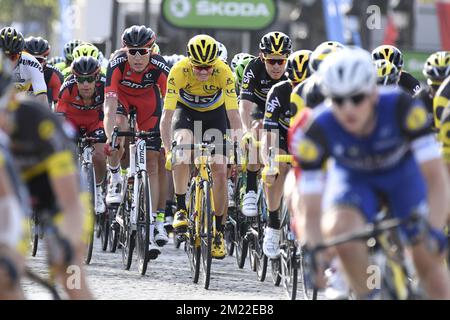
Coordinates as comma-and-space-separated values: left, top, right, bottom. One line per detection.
73, 43, 99, 60
259, 31, 292, 56
374, 59, 400, 86
423, 51, 450, 86
286, 50, 312, 83
309, 42, 344, 73
187, 35, 218, 66
371, 45, 403, 70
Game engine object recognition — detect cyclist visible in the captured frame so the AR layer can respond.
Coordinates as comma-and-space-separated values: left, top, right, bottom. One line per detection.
56, 56, 107, 215
0, 53, 28, 300
290, 41, 344, 116
239, 31, 292, 217
54, 39, 83, 72
372, 45, 421, 95
261, 50, 312, 259
0, 51, 94, 299
160, 34, 242, 259
290, 47, 450, 299
104, 25, 170, 253
0, 27, 48, 106
24, 36, 64, 107
62, 43, 107, 79
418, 51, 450, 129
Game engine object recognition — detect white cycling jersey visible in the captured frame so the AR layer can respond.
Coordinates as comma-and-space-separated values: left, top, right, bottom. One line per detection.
12, 51, 47, 95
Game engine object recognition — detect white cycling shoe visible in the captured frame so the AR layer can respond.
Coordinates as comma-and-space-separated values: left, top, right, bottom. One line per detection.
242, 191, 258, 217
106, 180, 122, 204
154, 222, 169, 247
263, 227, 281, 259
95, 186, 106, 214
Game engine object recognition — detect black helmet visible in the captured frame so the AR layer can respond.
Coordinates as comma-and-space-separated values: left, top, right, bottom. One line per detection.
25, 36, 50, 56
72, 56, 101, 76
122, 25, 156, 48
286, 50, 312, 83
372, 45, 404, 70
0, 27, 25, 55
259, 31, 292, 56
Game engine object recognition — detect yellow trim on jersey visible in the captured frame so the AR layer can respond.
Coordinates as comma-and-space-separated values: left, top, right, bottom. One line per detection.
21, 151, 76, 181
164, 58, 238, 112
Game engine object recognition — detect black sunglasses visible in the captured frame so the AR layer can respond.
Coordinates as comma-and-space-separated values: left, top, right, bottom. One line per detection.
264, 58, 287, 66
192, 65, 213, 71
128, 48, 151, 56
75, 75, 96, 83
332, 93, 367, 107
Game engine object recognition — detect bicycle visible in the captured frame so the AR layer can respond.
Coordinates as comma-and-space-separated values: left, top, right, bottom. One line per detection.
262, 151, 299, 300
111, 108, 158, 276
76, 128, 106, 265
170, 139, 231, 289
303, 213, 420, 300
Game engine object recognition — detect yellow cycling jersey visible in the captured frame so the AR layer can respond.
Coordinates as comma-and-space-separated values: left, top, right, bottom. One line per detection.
164, 58, 238, 112
434, 77, 450, 130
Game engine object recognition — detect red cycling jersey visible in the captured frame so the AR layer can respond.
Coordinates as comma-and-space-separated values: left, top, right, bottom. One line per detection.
56, 75, 105, 135
44, 64, 64, 104
105, 52, 170, 131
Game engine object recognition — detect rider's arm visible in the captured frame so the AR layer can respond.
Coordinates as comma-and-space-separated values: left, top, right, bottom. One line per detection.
221, 66, 242, 132
26, 59, 48, 106
239, 63, 258, 132
49, 69, 64, 105
400, 94, 450, 229
290, 119, 329, 246
104, 61, 122, 142
161, 68, 182, 150
261, 86, 281, 165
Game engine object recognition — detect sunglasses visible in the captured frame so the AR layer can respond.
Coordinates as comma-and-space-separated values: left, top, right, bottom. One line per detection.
332, 93, 367, 107
128, 48, 151, 56
192, 65, 213, 72
75, 75, 97, 83
264, 58, 287, 66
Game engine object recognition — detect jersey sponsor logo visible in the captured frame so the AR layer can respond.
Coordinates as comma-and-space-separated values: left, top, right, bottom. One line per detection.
20, 58, 43, 72
168, 77, 176, 86
110, 56, 127, 68
226, 78, 234, 86
120, 80, 154, 89
266, 96, 280, 113
242, 69, 255, 84
180, 89, 221, 106
203, 84, 220, 94
296, 138, 320, 163
405, 104, 429, 131
151, 57, 171, 74
61, 77, 77, 91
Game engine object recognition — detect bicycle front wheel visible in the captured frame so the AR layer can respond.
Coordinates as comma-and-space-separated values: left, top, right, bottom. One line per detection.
201, 181, 213, 290
83, 163, 96, 265
136, 174, 151, 276
186, 181, 201, 283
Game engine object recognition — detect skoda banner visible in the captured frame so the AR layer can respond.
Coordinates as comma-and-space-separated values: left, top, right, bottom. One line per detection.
162, 0, 278, 30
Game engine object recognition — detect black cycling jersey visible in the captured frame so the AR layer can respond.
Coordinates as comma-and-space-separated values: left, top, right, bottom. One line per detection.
292, 74, 324, 110
240, 57, 288, 116
264, 80, 294, 132
399, 71, 421, 95
8, 95, 77, 213
414, 86, 434, 125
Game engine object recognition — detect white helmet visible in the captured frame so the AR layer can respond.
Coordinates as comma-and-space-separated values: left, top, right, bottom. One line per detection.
217, 41, 228, 63
318, 47, 377, 97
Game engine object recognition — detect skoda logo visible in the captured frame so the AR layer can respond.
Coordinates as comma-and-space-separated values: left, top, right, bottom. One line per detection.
170, 0, 191, 18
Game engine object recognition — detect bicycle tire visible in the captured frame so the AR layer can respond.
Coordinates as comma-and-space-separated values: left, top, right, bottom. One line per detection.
201, 181, 213, 289
299, 246, 318, 300
271, 258, 282, 286
136, 174, 151, 276
108, 206, 119, 253
83, 164, 96, 265
186, 181, 201, 283
122, 229, 135, 270
281, 240, 298, 300
100, 210, 109, 251
225, 208, 235, 256
234, 175, 248, 269
31, 213, 39, 257
255, 187, 268, 282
